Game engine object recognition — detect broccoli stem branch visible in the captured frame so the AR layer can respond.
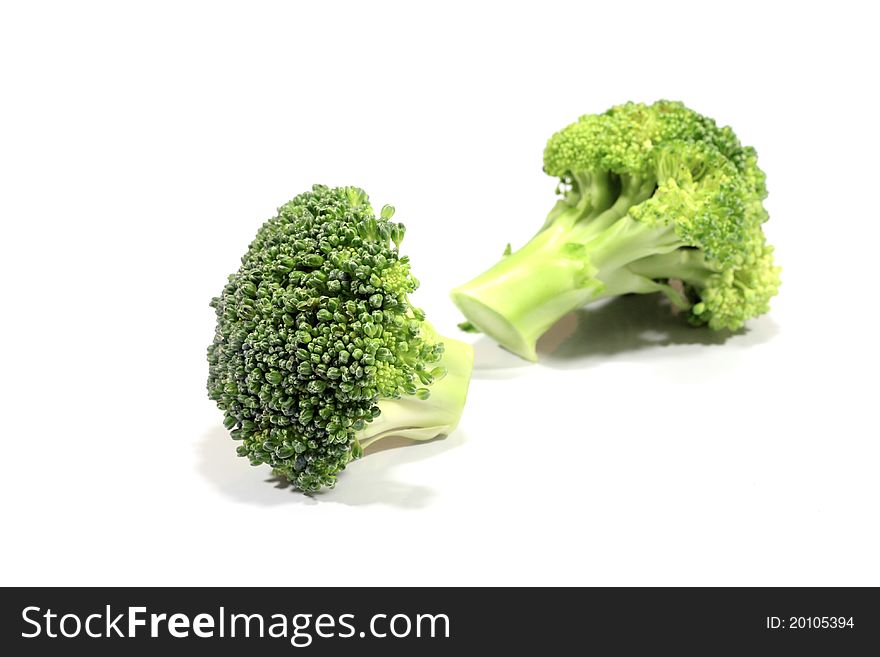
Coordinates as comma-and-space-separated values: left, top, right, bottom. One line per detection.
539, 170, 617, 233
579, 173, 656, 238
627, 249, 714, 287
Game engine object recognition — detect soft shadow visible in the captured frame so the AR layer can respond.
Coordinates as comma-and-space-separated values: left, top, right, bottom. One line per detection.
196, 426, 466, 509
471, 334, 533, 380
536, 294, 778, 365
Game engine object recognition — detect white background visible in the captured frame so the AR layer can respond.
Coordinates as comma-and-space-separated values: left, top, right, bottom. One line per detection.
1, 1, 878, 586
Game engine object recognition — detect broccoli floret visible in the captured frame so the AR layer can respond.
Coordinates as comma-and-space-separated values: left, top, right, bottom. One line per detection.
208, 185, 473, 492
452, 101, 781, 361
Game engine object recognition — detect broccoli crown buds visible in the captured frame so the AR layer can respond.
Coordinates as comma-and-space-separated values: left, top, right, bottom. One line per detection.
208, 185, 470, 491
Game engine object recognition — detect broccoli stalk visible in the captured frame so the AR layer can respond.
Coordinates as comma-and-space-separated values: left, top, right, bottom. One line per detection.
355, 330, 473, 451
453, 101, 780, 361
453, 204, 686, 361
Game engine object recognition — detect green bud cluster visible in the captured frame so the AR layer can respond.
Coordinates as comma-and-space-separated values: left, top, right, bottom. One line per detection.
207, 185, 443, 491
543, 101, 780, 329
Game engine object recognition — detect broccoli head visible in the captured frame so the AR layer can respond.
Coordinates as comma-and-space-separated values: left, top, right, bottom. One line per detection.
452, 100, 780, 361
208, 185, 473, 492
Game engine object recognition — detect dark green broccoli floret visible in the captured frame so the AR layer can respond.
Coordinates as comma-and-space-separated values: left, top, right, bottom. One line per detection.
452, 101, 780, 361
208, 185, 472, 492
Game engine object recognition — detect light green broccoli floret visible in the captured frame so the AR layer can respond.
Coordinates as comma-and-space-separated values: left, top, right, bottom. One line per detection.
453, 101, 780, 360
